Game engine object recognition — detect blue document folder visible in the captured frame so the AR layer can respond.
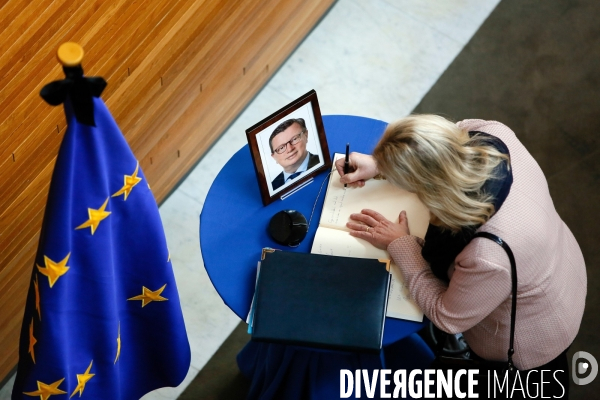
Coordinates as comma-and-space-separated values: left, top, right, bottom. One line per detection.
251, 250, 390, 353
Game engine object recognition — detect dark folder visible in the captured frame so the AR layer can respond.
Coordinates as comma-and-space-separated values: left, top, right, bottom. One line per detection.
251, 250, 391, 353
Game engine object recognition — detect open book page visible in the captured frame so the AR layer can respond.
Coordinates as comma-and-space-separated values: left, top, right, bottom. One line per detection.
321, 154, 430, 239
311, 228, 423, 322
246, 261, 262, 332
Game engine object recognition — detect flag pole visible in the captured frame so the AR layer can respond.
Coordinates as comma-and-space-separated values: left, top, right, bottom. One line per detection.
13, 42, 190, 400
56, 42, 84, 67
39, 42, 106, 127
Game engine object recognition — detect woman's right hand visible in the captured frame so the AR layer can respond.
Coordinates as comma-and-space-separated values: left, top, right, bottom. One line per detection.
334, 152, 379, 188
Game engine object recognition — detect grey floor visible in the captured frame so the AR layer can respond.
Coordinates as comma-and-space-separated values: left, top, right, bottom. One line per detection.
2, 0, 599, 399
412, 1, 600, 397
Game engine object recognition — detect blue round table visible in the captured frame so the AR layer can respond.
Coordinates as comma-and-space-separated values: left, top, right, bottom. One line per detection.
200, 115, 433, 399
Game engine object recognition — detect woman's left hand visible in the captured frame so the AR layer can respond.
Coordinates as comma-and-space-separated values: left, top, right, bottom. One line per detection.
346, 209, 411, 250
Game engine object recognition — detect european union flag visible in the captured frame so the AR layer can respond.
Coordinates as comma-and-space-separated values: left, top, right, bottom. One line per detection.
12, 68, 190, 399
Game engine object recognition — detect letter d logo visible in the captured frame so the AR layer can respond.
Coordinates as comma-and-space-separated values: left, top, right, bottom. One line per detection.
572, 351, 598, 385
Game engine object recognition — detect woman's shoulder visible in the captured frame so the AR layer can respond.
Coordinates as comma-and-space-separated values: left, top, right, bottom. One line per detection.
457, 119, 516, 138
458, 119, 525, 159
455, 225, 513, 272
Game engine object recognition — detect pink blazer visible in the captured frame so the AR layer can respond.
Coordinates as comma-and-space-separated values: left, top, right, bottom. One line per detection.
387, 119, 587, 370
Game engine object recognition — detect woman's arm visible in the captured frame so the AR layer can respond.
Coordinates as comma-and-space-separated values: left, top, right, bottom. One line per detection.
387, 236, 512, 334
347, 209, 510, 333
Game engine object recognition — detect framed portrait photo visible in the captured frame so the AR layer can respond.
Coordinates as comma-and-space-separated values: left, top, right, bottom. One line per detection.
246, 90, 331, 206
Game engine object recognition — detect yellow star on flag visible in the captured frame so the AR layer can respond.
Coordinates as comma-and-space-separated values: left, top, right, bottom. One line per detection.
112, 162, 142, 200
75, 198, 111, 235
37, 253, 70, 288
128, 284, 168, 307
70, 360, 95, 398
114, 323, 121, 364
34, 274, 41, 320
23, 378, 66, 400
28, 318, 37, 364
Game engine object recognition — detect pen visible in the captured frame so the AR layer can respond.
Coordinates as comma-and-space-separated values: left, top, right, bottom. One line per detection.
344, 143, 350, 188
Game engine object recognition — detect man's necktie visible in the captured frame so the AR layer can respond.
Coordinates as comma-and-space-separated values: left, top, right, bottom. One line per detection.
287, 171, 302, 181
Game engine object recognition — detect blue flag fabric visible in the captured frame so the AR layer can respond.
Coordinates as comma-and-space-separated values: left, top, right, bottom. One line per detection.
12, 96, 191, 399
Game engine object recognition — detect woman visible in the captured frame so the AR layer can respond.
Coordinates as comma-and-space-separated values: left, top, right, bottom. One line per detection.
336, 115, 586, 398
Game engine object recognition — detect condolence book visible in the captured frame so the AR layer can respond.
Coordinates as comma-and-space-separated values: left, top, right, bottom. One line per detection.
310, 154, 428, 322
251, 250, 391, 353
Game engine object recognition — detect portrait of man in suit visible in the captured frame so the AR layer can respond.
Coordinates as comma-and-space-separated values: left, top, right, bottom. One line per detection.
269, 118, 321, 190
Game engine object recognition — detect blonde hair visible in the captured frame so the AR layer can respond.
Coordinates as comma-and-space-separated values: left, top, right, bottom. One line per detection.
372, 114, 510, 232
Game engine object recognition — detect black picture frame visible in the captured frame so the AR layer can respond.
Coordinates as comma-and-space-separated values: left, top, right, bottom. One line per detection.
246, 90, 331, 206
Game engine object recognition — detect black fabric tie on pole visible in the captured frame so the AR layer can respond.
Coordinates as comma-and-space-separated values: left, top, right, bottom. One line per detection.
40, 65, 107, 127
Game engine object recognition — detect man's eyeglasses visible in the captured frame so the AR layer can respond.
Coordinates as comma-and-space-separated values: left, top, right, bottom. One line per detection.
272, 131, 305, 154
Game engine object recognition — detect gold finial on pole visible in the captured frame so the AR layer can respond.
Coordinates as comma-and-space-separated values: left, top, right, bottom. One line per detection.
57, 42, 84, 67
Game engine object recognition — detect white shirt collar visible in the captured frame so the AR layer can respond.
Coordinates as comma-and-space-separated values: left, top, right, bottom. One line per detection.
283, 152, 310, 181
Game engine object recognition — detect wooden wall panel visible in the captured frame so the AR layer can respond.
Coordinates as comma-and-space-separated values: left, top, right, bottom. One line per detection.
0, 0, 335, 383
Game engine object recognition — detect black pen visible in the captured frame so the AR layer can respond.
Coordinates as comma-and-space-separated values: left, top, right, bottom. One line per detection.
344, 143, 350, 188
